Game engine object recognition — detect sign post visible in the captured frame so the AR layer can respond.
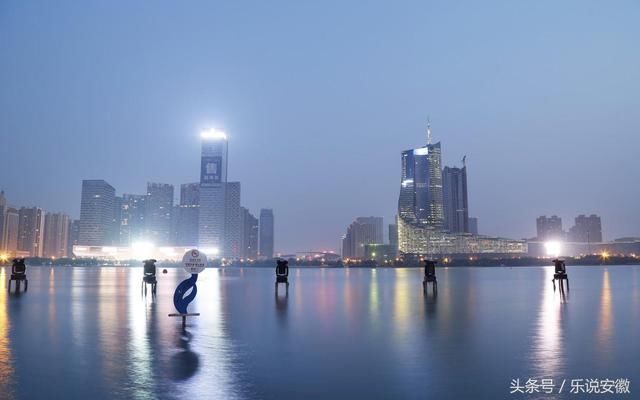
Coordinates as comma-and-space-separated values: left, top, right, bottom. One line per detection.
169, 249, 208, 328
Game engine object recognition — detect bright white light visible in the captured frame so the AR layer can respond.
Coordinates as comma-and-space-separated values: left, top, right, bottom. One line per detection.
199, 247, 220, 257
131, 241, 155, 260
401, 179, 414, 187
414, 147, 429, 156
200, 129, 227, 140
544, 241, 562, 257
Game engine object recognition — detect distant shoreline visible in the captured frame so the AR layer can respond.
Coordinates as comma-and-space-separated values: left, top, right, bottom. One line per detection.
2, 255, 638, 268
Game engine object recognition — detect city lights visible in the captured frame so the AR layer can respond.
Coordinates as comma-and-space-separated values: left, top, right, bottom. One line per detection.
199, 247, 220, 257
544, 241, 563, 257
131, 241, 155, 260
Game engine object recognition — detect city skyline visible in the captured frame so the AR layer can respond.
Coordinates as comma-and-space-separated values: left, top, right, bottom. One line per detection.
1, 2, 639, 253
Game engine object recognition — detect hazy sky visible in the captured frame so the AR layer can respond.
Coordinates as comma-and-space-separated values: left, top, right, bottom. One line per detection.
1, 1, 639, 253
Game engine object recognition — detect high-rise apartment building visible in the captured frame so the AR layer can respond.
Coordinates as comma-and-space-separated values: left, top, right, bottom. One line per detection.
198, 130, 228, 255
3, 207, 19, 255
240, 207, 259, 259
174, 183, 200, 246
67, 219, 80, 257
259, 209, 274, 259
43, 212, 69, 258
224, 182, 241, 258
0, 191, 6, 251
18, 207, 45, 257
79, 180, 118, 246
145, 183, 174, 245
120, 194, 146, 246
442, 165, 469, 233
568, 214, 602, 243
536, 215, 564, 241
341, 217, 384, 259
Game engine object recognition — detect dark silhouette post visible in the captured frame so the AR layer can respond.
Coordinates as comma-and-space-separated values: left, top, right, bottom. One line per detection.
8, 258, 28, 292
275, 259, 289, 292
552, 259, 569, 293
423, 259, 437, 294
142, 259, 158, 296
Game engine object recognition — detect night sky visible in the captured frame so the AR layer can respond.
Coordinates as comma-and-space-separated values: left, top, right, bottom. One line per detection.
1, 1, 638, 253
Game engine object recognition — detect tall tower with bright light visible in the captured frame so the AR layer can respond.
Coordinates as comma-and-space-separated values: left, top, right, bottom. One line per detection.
198, 129, 229, 256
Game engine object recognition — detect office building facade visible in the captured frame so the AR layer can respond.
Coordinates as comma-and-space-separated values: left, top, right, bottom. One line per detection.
145, 183, 174, 246
398, 126, 525, 256
120, 194, 147, 246
174, 183, 200, 246
240, 207, 259, 259
259, 209, 274, 259
18, 207, 45, 257
79, 180, 118, 246
43, 212, 70, 258
224, 182, 241, 258
198, 131, 228, 255
2, 207, 19, 254
442, 165, 469, 233
469, 217, 479, 235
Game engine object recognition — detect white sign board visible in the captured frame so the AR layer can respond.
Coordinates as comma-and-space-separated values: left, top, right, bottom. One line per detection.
182, 249, 207, 274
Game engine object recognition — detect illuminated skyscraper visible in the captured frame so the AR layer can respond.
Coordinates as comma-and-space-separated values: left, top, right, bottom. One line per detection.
398, 123, 444, 228
120, 194, 147, 246
198, 130, 228, 256
397, 125, 526, 255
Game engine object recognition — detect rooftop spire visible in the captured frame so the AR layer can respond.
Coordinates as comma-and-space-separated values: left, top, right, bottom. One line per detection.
426, 118, 432, 144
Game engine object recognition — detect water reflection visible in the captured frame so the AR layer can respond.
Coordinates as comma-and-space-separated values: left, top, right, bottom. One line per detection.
392, 269, 411, 338
177, 269, 239, 399
0, 268, 15, 399
2, 265, 639, 399
127, 268, 154, 399
596, 268, 613, 362
369, 269, 380, 328
275, 285, 288, 323
532, 268, 566, 376
169, 330, 200, 381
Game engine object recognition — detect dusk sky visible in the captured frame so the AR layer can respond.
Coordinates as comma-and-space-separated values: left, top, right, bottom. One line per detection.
1, 1, 638, 253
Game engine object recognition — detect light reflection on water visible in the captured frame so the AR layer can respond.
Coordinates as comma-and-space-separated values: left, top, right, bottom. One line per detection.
0, 268, 14, 400
0, 265, 638, 399
532, 268, 565, 377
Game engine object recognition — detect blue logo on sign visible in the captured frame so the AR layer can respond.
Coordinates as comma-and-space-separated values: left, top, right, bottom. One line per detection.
173, 274, 198, 314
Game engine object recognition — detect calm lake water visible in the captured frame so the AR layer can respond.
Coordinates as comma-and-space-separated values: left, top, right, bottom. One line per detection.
0, 265, 638, 399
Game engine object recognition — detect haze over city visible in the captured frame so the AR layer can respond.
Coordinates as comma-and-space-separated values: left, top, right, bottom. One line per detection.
1, 1, 639, 253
